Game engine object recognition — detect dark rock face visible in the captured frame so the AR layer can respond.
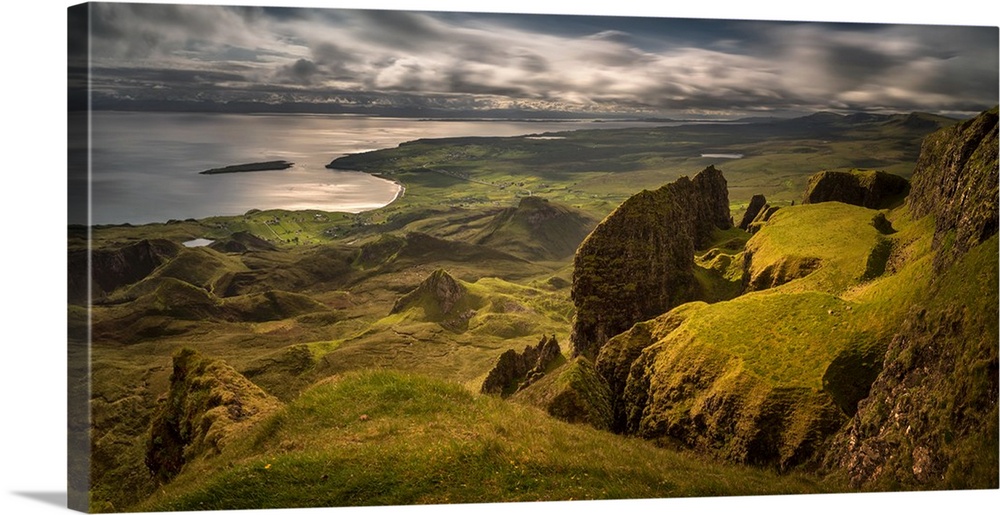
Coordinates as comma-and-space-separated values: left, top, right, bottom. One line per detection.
690, 166, 735, 247
68, 239, 181, 304
738, 194, 767, 231
570, 166, 732, 358
480, 335, 563, 396
823, 256, 998, 488
907, 107, 999, 271
802, 170, 909, 209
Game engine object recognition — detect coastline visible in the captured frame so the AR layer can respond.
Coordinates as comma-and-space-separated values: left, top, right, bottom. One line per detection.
372, 173, 406, 205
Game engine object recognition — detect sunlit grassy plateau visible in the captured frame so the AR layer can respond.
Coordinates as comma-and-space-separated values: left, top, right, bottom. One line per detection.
68, 111, 997, 511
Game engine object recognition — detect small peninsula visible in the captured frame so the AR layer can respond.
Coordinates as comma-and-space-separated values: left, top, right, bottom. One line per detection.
199, 160, 293, 175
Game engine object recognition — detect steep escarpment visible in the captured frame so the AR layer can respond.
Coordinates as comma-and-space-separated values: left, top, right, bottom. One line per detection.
802, 170, 909, 209
597, 291, 869, 470
823, 107, 999, 489
583, 110, 997, 475
907, 107, 998, 271
570, 166, 731, 358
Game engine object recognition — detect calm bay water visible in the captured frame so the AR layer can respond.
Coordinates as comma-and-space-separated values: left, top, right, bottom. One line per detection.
77, 112, 663, 225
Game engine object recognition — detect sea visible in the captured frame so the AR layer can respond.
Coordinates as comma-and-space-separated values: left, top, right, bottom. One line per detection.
72, 112, 667, 225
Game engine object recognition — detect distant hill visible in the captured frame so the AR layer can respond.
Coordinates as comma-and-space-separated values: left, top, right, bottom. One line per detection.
475, 196, 598, 261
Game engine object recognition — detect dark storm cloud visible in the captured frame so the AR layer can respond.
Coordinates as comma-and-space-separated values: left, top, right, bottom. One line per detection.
280, 59, 319, 84
84, 4, 998, 117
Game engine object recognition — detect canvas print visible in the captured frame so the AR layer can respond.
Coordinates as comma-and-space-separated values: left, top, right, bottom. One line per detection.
67, 1, 999, 513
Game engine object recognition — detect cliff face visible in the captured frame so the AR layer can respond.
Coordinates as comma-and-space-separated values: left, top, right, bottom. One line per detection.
823, 107, 999, 489
738, 194, 768, 231
802, 170, 909, 209
907, 107, 999, 271
569, 166, 731, 358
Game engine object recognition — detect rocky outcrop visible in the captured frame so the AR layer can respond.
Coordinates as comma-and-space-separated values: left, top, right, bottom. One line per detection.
145, 348, 281, 482
823, 239, 998, 489
802, 170, 909, 209
68, 239, 181, 304
570, 166, 732, 358
391, 268, 467, 317
738, 194, 767, 231
512, 357, 614, 430
907, 107, 998, 271
475, 196, 598, 260
480, 335, 563, 396
747, 204, 780, 234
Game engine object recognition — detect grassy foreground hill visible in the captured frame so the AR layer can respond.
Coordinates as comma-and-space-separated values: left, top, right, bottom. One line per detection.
71, 110, 996, 511
139, 366, 832, 511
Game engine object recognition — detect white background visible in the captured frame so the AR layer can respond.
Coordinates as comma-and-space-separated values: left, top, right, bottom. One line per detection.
1, 1, 997, 514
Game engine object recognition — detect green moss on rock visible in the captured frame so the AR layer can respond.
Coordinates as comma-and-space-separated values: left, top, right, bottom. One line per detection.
146, 348, 282, 482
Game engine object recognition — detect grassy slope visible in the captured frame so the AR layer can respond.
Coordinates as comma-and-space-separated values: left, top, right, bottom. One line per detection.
606, 200, 943, 469
310, 274, 575, 390
141, 370, 834, 511
667, 202, 917, 390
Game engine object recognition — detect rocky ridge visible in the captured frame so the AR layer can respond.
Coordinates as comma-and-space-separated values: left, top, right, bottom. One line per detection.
907, 107, 999, 271
480, 334, 563, 396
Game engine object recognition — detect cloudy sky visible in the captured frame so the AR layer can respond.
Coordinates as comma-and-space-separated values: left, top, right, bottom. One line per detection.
70, 1, 999, 118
